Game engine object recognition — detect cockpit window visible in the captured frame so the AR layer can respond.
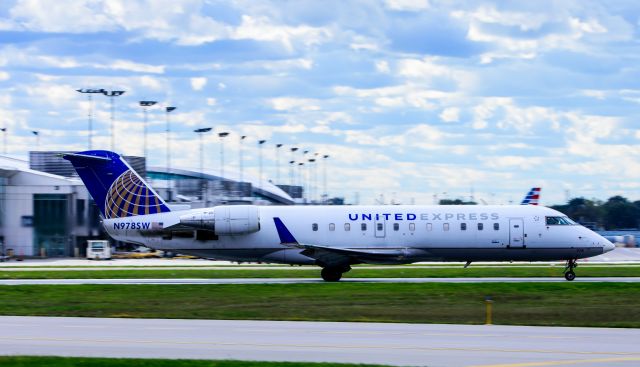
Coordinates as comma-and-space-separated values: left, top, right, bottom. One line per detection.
546, 216, 576, 225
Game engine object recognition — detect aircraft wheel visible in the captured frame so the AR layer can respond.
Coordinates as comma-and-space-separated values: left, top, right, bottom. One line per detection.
564, 271, 576, 281
321, 267, 342, 282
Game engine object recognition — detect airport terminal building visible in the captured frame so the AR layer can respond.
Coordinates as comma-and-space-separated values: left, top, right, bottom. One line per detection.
0, 152, 296, 257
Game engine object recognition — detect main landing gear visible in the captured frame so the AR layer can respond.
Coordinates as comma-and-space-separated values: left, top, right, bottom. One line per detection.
564, 259, 577, 281
321, 266, 351, 282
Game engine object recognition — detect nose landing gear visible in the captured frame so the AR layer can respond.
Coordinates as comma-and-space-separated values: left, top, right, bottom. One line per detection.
564, 259, 577, 281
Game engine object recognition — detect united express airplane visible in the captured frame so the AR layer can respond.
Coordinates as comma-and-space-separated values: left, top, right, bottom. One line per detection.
64, 150, 614, 282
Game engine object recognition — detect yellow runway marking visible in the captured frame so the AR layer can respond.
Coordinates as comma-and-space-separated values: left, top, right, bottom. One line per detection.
469, 356, 640, 366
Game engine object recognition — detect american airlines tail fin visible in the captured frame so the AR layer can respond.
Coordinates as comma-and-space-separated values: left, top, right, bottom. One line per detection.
521, 187, 541, 205
63, 150, 171, 218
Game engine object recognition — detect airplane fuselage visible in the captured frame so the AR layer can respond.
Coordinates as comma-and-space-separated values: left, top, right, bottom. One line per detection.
104, 204, 612, 265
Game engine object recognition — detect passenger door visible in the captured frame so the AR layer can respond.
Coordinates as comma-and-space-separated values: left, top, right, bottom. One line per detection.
509, 218, 525, 248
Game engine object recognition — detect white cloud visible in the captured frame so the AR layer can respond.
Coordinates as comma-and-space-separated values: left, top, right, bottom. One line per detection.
385, 0, 429, 12
206, 98, 217, 106
483, 155, 543, 170
137, 75, 164, 91
233, 15, 332, 52
270, 97, 320, 111
190, 77, 207, 91
349, 35, 381, 51
452, 5, 617, 63
0, 71, 9, 81
104, 60, 165, 74
452, 6, 548, 32
7, 0, 116, 33
581, 89, 607, 100
334, 84, 455, 110
439, 107, 459, 122
375, 60, 390, 73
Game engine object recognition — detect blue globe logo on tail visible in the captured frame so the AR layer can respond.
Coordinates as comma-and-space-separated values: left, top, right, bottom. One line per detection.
105, 169, 168, 218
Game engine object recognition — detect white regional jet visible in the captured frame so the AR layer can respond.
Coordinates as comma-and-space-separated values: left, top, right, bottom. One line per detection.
64, 150, 614, 282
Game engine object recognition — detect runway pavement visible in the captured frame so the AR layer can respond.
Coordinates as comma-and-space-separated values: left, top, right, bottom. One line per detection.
0, 277, 639, 285
0, 316, 638, 366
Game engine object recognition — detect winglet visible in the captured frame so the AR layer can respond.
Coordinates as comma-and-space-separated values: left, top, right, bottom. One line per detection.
273, 217, 298, 245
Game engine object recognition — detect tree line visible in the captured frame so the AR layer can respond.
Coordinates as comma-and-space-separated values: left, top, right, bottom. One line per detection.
550, 196, 640, 230
439, 196, 640, 230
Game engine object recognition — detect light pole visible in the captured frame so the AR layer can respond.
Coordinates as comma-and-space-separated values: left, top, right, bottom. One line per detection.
289, 160, 295, 196
32, 130, 39, 150
298, 162, 305, 201
194, 127, 212, 207
322, 154, 329, 204
308, 157, 316, 203
275, 143, 283, 184
165, 106, 176, 201
302, 150, 309, 200
258, 139, 266, 185
239, 135, 246, 196
139, 100, 157, 158
290, 147, 298, 186
76, 88, 105, 150
102, 90, 125, 151
0, 128, 6, 155
219, 132, 229, 194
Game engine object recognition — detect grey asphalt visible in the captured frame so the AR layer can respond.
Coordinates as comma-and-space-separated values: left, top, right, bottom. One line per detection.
0, 277, 640, 285
0, 316, 638, 366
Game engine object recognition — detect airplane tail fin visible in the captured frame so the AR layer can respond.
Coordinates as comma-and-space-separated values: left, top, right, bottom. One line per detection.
521, 187, 541, 205
63, 150, 171, 218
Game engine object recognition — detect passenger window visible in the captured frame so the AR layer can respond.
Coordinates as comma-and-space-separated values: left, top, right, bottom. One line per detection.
361, 223, 367, 231
494, 223, 499, 230
329, 223, 335, 231
377, 223, 383, 231
461, 223, 466, 230
393, 223, 399, 231
427, 223, 432, 231
312, 223, 318, 231
478, 223, 483, 231
344, 223, 350, 231
409, 223, 415, 231
443, 223, 449, 231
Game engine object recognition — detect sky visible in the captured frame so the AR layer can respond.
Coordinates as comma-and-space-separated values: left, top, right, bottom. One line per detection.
1, 0, 640, 205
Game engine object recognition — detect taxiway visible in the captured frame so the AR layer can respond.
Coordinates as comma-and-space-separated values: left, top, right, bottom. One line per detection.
0, 316, 638, 366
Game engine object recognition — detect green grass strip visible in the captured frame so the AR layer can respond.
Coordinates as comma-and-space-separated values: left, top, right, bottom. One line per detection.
0, 265, 639, 279
0, 356, 386, 367
0, 283, 638, 327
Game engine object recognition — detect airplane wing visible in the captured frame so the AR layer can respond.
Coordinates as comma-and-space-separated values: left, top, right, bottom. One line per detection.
273, 217, 419, 267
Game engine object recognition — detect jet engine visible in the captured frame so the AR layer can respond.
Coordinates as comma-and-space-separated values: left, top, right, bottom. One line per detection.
179, 205, 260, 235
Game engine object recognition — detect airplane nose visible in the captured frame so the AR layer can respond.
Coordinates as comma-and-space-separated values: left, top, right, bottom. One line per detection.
603, 240, 615, 253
